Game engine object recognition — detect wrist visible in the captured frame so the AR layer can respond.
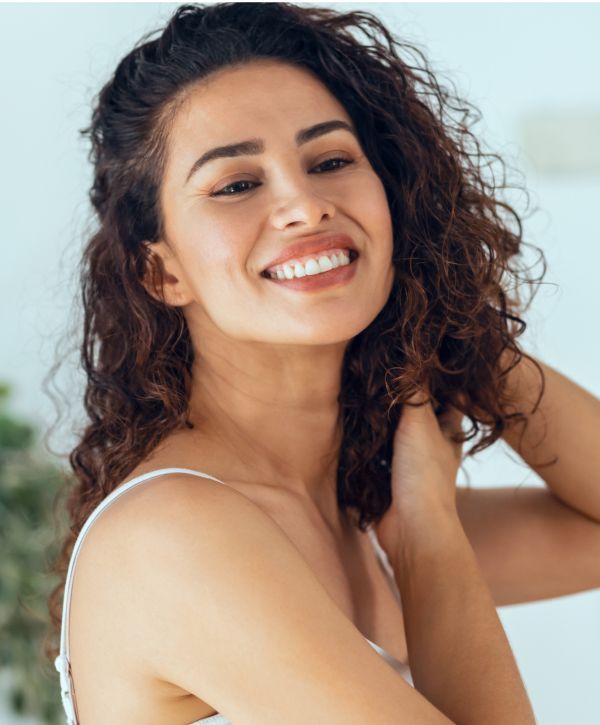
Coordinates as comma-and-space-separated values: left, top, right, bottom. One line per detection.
393, 504, 465, 569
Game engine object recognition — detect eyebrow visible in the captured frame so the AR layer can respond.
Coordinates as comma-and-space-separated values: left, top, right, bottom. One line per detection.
184, 119, 357, 185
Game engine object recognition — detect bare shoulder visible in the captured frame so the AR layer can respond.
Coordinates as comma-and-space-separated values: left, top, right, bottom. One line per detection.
87, 472, 452, 724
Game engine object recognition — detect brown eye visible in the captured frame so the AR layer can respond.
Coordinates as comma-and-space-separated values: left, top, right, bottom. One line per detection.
210, 156, 354, 197
312, 156, 353, 173
210, 179, 258, 197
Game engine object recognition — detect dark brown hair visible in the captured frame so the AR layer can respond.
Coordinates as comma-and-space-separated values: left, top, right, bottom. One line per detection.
45, 2, 547, 664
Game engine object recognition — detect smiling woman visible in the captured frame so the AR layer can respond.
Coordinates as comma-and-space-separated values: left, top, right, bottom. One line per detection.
146, 56, 395, 346
40, 2, 583, 723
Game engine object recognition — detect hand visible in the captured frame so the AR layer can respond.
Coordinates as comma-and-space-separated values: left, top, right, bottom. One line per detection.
374, 385, 465, 564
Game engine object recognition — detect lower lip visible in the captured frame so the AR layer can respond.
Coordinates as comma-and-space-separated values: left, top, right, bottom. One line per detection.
262, 255, 359, 292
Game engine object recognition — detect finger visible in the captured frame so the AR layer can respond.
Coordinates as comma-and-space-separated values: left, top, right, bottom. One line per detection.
399, 387, 438, 428
404, 381, 434, 407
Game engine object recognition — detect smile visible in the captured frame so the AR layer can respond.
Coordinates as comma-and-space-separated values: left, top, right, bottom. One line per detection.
261, 250, 359, 292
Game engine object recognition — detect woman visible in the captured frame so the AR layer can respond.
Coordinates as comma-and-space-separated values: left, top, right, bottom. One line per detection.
46, 3, 600, 723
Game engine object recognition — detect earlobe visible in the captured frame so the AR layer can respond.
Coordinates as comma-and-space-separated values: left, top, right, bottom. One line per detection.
141, 239, 194, 307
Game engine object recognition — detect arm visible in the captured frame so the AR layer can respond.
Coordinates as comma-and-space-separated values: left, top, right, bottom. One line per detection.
394, 505, 536, 725
455, 484, 600, 606
114, 475, 453, 725
501, 353, 600, 522
444, 353, 600, 608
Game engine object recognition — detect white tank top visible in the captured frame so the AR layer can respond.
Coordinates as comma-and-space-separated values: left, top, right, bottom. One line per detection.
54, 467, 413, 724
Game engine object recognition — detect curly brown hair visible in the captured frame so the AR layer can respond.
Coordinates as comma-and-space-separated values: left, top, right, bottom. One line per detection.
44, 1, 547, 665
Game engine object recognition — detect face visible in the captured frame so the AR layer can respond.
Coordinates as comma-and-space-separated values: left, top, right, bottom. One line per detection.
151, 59, 395, 346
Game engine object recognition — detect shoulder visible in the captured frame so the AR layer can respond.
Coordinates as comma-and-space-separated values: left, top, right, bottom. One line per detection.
84, 469, 258, 571
114, 470, 302, 588
71, 469, 268, 670
75, 470, 450, 723
84, 468, 294, 605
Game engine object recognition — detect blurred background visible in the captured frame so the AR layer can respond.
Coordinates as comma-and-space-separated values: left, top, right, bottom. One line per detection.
0, 2, 598, 723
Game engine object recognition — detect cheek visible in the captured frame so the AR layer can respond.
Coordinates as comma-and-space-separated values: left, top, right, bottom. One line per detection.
356, 176, 393, 247
179, 214, 250, 273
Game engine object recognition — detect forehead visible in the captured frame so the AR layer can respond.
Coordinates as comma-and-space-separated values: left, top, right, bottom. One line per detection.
163, 61, 351, 173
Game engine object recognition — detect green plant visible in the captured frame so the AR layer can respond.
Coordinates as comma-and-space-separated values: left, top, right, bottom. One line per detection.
0, 382, 70, 724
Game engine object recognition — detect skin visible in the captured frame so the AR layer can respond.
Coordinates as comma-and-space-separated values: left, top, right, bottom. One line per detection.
144, 59, 395, 531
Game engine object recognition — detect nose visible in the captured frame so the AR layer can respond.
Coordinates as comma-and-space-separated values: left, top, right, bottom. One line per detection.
269, 175, 337, 230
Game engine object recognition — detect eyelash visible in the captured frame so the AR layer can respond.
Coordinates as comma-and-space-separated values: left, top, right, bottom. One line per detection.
210, 156, 354, 197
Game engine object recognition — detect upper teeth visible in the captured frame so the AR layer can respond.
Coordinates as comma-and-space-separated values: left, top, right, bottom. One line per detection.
266, 249, 352, 280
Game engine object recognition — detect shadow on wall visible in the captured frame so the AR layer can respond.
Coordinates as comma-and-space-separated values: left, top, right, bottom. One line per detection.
0, 382, 71, 724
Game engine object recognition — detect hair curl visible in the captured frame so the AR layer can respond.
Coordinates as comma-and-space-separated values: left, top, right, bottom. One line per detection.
44, 1, 547, 665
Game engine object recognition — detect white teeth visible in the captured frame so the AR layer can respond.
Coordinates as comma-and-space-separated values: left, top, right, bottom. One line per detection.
293, 262, 306, 278
315, 255, 334, 273
269, 250, 351, 280
304, 259, 320, 276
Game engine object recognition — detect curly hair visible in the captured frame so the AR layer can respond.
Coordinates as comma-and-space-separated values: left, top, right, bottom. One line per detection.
44, 1, 547, 665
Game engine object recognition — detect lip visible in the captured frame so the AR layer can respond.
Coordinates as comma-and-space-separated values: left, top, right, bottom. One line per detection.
261, 231, 359, 272
262, 252, 359, 292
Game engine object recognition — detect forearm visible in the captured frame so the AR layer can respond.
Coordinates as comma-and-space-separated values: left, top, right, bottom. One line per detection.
501, 354, 600, 522
394, 509, 536, 725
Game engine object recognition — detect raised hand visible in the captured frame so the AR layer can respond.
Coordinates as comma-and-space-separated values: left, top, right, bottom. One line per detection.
374, 386, 465, 564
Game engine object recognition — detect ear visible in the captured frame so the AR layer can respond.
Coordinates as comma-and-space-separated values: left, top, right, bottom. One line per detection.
141, 239, 195, 307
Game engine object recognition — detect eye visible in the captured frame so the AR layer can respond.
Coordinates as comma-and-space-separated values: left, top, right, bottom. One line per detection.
313, 156, 353, 173
210, 179, 256, 197
209, 156, 354, 197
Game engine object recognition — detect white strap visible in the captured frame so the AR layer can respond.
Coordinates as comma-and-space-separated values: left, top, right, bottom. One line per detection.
57, 468, 225, 660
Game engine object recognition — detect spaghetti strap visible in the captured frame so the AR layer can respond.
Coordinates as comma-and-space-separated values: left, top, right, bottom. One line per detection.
58, 468, 225, 659
54, 467, 226, 724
